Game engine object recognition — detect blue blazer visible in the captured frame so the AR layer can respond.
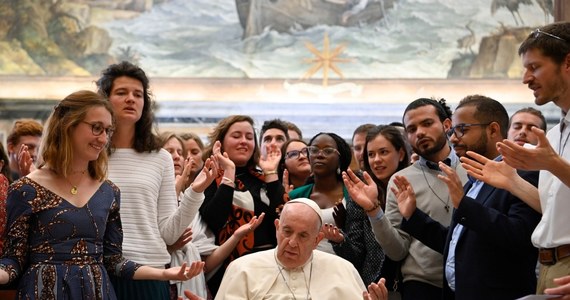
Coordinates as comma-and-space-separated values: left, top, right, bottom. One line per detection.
401, 170, 541, 300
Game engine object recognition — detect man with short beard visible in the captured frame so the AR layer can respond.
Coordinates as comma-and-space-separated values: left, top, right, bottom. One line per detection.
368, 98, 468, 300
395, 95, 541, 299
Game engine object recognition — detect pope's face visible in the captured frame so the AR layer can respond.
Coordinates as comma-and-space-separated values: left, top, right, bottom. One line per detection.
274, 203, 323, 269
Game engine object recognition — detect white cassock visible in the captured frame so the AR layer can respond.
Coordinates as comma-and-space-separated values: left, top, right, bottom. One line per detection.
215, 249, 366, 300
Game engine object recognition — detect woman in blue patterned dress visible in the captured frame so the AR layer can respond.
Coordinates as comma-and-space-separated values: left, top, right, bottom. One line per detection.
0, 90, 203, 299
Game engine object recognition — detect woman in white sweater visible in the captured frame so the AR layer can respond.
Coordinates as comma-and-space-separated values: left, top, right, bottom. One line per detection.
96, 61, 216, 300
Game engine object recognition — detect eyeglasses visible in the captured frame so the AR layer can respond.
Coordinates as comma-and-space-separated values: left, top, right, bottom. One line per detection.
446, 123, 490, 138
82, 121, 114, 138
532, 28, 568, 43
285, 149, 308, 160
305, 146, 340, 157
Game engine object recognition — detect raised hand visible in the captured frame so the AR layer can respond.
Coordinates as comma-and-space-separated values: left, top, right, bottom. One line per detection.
497, 127, 556, 171
259, 144, 281, 179
322, 223, 344, 243
211, 141, 235, 171
342, 169, 380, 214
233, 213, 265, 240
190, 157, 218, 193
282, 169, 294, 193
332, 200, 346, 229
437, 162, 464, 209
461, 151, 515, 190
391, 175, 416, 220
17, 144, 34, 176
175, 157, 195, 195
167, 227, 193, 253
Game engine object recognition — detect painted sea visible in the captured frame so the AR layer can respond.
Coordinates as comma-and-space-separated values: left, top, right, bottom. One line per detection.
101, 0, 555, 139
103, 0, 547, 79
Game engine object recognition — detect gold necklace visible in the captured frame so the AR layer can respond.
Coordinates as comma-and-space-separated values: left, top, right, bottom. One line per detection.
65, 170, 87, 195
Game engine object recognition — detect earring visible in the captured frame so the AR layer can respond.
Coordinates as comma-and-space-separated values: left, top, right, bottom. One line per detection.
337, 167, 341, 175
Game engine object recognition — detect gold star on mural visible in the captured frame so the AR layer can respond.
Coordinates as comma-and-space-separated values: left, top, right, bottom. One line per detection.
302, 32, 351, 87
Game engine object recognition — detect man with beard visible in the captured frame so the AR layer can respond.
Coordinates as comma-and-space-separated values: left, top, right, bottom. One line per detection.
393, 95, 541, 299
479, 22, 570, 296
368, 98, 468, 300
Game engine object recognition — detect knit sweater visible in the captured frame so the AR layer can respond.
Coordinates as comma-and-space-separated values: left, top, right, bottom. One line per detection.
108, 148, 203, 267
371, 157, 468, 288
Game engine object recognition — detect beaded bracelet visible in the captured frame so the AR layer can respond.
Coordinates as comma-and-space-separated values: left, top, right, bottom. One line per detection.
364, 201, 380, 213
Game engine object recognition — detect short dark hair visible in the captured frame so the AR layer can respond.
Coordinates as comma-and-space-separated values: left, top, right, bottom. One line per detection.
96, 61, 161, 153
456, 95, 509, 138
510, 107, 547, 131
352, 124, 375, 142
519, 22, 570, 65
403, 98, 452, 126
260, 119, 289, 143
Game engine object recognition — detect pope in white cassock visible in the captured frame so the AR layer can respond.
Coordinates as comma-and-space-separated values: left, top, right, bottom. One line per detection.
180, 198, 388, 300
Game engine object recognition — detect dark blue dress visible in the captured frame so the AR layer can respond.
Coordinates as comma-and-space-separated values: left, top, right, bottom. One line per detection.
0, 177, 139, 299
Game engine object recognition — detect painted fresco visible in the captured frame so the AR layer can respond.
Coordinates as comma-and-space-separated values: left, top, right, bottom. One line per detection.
0, 0, 552, 79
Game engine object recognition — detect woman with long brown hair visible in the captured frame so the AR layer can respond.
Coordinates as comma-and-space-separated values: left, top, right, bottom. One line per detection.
199, 115, 286, 295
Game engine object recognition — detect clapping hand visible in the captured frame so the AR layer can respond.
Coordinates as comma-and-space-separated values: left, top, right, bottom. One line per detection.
17, 144, 34, 176
175, 157, 195, 195
497, 127, 554, 171
437, 162, 464, 209
461, 151, 516, 190
332, 199, 346, 229
260, 144, 281, 180
282, 169, 294, 193
212, 141, 235, 172
342, 170, 380, 214
190, 157, 218, 193
391, 175, 416, 220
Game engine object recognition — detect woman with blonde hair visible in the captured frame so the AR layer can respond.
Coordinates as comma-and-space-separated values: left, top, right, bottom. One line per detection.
0, 90, 202, 299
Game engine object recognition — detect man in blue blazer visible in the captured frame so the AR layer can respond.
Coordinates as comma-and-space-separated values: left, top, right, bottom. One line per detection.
391, 95, 541, 300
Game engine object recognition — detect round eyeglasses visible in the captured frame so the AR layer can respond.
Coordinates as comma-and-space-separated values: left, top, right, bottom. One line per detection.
82, 121, 114, 138
285, 149, 308, 160
305, 146, 340, 157
446, 123, 490, 138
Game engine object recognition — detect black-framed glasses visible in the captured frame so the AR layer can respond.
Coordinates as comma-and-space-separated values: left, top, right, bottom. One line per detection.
82, 121, 114, 138
285, 148, 308, 160
446, 123, 491, 138
306, 146, 340, 157
532, 28, 568, 43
